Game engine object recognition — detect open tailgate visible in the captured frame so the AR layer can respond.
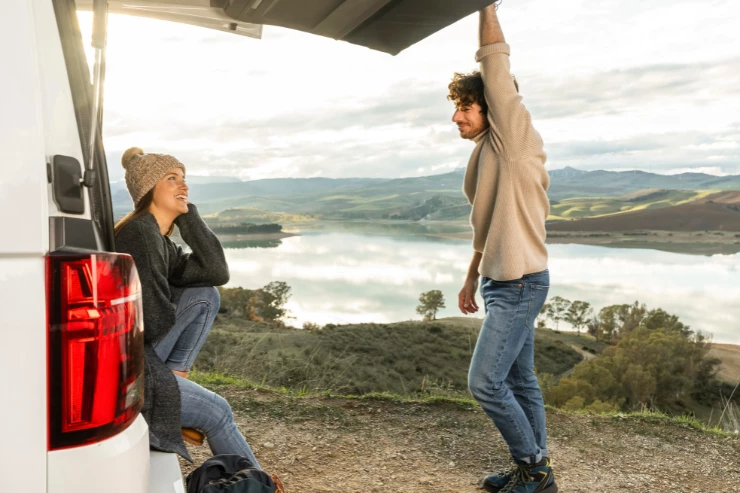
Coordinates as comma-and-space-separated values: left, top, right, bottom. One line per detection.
77, 0, 497, 55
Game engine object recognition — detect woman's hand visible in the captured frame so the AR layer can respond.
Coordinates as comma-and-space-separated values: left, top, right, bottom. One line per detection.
458, 277, 480, 315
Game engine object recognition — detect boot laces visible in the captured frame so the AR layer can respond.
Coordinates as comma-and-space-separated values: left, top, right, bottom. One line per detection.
499, 463, 534, 493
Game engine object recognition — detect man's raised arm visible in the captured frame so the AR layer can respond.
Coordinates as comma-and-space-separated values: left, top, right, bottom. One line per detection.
477, 4, 544, 159
480, 4, 505, 46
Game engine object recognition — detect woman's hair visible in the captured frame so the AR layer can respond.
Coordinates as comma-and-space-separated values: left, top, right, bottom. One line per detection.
114, 188, 175, 237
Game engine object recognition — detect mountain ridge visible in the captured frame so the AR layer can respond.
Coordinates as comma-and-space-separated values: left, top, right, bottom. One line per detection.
111, 167, 740, 219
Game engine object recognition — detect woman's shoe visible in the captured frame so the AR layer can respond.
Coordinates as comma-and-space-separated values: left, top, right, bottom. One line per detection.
181, 427, 205, 446
271, 473, 285, 493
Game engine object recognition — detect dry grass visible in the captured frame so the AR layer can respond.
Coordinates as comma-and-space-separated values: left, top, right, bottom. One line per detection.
709, 343, 740, 384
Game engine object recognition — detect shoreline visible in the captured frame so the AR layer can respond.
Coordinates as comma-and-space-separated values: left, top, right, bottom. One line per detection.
215, 231, 299, 241
427, 229, 740, 255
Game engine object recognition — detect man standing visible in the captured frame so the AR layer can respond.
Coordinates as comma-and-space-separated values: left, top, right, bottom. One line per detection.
449, 3, 556, 493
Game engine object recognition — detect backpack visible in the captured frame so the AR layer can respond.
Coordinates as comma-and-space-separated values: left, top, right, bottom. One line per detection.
185, 455, 278, 493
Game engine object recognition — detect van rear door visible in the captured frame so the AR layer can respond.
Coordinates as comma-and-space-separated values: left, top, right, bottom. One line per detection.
76, 0, 497, 55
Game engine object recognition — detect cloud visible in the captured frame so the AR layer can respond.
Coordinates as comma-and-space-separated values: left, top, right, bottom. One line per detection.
91, 1, 740, 181
523, 56, 740, 120
544, 126, 740, 173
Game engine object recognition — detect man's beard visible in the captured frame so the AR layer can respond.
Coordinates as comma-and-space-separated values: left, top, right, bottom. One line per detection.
460, 122, 487, 139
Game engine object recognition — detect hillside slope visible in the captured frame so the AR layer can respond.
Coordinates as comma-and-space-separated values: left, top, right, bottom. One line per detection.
198, 317, 588, 395
111, 168, 740, 218
710, 343, 740, 384
548, 189, 712, 220
549, 192, 740, 232
180, 386, 740, 493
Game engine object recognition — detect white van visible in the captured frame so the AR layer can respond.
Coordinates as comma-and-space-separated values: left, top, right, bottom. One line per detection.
0, 1, 490, 492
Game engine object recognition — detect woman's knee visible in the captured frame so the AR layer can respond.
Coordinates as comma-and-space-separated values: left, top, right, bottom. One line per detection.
211, 392, 235, 428
199, 286, 220, 312
209, 286, 221, 311
186, 286, 220, 318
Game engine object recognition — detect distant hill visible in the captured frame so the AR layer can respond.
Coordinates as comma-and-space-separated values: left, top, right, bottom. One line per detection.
549, 191, 740, 232
709, 343, 740, 384
110, 167, 740, 220
548, 189, 714, 221
203, 207, 315, 225
549, 167, 740, 200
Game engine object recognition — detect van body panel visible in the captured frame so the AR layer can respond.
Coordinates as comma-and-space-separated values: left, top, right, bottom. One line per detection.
1, 0, 49, 256
32, 0, 91, 222
0, 2, 51, 490
0, 258, 47, 493
150, 452, 187, 493
0, 1, 149, 491
47, 415, 150, 493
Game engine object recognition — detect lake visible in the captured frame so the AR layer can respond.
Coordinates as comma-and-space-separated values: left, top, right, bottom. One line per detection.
222, 223, 740, 345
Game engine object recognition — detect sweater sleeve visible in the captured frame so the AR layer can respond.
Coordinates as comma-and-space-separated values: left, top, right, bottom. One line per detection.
476, 43, 544, 159
115, 221, 176, 341
169, 203, 230, 287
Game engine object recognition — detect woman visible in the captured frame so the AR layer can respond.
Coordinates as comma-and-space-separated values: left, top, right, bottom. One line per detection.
115, 147, 260, 468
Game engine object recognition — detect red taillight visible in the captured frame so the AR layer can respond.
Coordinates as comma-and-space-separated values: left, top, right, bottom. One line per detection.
47, 253, 144, 450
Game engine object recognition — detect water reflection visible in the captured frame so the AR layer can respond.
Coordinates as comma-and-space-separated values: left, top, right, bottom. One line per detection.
219, 238, 283, 249
222, 224, 740, 344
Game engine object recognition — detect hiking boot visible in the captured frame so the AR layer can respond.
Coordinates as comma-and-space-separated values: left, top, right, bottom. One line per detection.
480, 459, 519, 492
499, 457, 558, 493
480, 458, 553, 492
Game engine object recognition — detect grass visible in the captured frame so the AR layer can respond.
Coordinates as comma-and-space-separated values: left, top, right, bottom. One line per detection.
534, 328, 608, 355
190, 370, 738, 439
547, 190, 712, 221
204, 206, 314, 224
709, 343, 740, 383
195, 317, 584, 397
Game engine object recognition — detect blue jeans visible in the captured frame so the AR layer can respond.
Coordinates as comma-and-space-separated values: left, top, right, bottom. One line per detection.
176, 376, 261, 469
468, 270, 550, 464
154, 287, 261, 469
154, 287, 220, 373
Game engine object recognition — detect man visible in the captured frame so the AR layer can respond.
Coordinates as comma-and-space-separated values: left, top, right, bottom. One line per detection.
448, 4, 556, 493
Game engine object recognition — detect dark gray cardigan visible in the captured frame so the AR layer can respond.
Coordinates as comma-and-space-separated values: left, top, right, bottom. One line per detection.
115, 203, 229, 460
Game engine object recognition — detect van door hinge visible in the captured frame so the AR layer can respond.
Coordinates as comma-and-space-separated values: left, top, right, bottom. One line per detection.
82, 169, 97, 188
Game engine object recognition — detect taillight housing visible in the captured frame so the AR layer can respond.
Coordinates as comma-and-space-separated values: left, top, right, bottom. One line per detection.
47, 253, 145, 450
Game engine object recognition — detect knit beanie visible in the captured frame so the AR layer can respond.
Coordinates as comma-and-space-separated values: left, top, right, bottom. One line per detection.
121, 147, 186, 206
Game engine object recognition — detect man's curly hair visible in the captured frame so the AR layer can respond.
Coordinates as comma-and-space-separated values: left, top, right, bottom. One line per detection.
447, 71, 519, 112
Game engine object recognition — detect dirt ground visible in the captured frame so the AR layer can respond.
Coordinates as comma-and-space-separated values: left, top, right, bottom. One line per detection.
179, 388, 740, 493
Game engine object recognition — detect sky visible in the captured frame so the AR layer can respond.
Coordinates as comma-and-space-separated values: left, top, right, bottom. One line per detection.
80, 0, 740, 182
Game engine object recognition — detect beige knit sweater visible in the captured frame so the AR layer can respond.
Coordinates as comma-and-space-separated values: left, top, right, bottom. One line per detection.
463, 43, 550, 281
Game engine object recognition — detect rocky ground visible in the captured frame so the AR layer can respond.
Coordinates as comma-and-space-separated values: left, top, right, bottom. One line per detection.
178, 387, 740, 492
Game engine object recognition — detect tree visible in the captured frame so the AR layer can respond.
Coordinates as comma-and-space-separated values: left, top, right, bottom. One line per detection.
565, 301, 593, 337
261, 281, 292, 322
586, 315, 600, 338
538, 303, 551, 329
615, 301, 646, 337
416, 290, 446, 321
643, 308, 692, 338
546, 296, 571, 331
548, 322, 716, 412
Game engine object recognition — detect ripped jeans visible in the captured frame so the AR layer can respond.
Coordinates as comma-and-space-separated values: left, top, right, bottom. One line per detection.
154, 287, 261, 469
468, 270, 550, 464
